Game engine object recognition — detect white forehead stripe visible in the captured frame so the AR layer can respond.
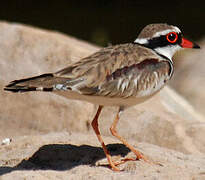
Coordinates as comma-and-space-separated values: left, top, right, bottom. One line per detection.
153, 26, 181, 38
134, 38, 148, 44
134, 26, 181, 44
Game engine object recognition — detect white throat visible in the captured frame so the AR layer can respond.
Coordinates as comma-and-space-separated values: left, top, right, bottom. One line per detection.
154, 45, 181, 60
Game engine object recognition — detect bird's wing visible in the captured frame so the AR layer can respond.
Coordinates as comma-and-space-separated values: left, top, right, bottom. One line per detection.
53, 43, 165, 97
96, 59, 171, 98
4, 43, 169, 96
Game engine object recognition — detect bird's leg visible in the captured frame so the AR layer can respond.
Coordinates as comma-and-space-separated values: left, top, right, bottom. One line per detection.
110, 106, 149, 164
91, 105, 120, 171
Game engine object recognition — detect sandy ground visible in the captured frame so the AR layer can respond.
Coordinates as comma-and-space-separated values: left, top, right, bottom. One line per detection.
1, 132, 205, 180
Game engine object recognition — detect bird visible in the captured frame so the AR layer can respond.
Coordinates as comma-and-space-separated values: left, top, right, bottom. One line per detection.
4, 23, 200, 171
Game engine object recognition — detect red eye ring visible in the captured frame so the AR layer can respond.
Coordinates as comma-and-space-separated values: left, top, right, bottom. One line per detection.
166, 32, 178, 43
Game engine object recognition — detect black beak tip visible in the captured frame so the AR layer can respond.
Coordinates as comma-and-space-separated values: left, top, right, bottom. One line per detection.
193, 43, 200, 49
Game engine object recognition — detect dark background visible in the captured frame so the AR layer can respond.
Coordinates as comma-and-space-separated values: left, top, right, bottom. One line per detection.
0, 0, 204, 46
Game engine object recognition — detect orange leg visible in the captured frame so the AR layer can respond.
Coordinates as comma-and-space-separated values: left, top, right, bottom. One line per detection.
110, 107, 149, 163
91, 105, 120, 171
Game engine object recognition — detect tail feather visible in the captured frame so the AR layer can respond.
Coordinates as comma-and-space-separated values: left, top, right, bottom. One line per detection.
4, 73, 54, 93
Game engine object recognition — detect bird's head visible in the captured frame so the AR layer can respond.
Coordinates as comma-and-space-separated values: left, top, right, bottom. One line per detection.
134, 23, 200, 59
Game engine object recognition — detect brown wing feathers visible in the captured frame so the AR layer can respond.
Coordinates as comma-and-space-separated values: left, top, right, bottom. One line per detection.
4, 43, 163, 95
4, 73, 71, 93
97, 59, 170, 98
4, 74, 54, 92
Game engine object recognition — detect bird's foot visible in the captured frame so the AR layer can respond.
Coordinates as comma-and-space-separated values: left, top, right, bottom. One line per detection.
135, 152, 162, 166
113, 157, 136, 166
107, 155, 162, 171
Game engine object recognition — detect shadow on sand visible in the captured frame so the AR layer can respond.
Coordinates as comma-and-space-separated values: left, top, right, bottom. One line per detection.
0, 143, 130, 176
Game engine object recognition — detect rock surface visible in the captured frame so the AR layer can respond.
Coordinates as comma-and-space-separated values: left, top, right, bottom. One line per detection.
0, 21, 205, 179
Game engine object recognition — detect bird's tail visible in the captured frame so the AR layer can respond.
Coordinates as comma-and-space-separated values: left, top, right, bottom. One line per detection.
4, 73, 56, 93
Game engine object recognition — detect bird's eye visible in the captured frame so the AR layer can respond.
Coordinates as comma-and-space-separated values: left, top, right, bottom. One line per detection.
166, 32, 178, 43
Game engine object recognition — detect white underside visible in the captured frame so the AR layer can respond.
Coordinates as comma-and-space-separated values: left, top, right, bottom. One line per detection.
53, 90, 159, 107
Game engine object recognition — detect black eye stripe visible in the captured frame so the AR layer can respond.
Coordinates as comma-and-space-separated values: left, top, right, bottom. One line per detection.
140, 33, 182, 49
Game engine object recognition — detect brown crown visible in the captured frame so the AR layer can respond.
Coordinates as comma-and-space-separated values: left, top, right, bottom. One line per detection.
138, 23, 176, 39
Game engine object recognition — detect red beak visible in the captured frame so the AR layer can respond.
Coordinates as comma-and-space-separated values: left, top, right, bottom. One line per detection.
181, 37, 200, 49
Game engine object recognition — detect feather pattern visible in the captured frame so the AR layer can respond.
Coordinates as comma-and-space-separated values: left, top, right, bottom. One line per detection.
54, 43, 170, 97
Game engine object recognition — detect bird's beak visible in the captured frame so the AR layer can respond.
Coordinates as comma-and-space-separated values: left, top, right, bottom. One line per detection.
181, 37, 200, 49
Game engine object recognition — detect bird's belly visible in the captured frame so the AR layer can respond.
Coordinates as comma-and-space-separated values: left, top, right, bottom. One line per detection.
54, 89, 159, 107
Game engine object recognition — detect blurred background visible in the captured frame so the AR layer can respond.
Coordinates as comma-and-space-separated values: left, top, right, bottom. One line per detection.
0, 0, 204, 46
0, 0, 205, 152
